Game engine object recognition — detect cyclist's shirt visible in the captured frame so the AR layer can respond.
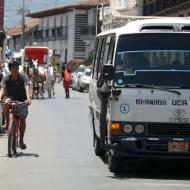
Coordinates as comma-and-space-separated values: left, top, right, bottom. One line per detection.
1, 73, 29, 101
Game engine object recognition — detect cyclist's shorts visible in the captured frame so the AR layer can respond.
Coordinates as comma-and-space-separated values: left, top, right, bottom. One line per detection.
16, 104, 28, 118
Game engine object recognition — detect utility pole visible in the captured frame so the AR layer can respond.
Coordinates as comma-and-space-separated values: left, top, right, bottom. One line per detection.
0, 0, 4, 30
96, 3, 104, 35
21, 0, 25, 48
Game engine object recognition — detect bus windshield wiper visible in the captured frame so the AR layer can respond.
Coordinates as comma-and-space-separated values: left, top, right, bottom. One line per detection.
125, 84, 181, 95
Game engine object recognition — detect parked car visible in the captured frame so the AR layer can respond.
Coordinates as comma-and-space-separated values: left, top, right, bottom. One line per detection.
72, 65, 86, 90
77, 68, 91, 92
72, 71, 84, 90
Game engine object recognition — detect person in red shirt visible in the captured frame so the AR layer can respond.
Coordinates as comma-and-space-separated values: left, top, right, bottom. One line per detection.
61, 65, 72, 98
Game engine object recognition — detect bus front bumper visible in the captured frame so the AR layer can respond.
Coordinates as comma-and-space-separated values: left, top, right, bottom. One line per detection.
109, 136, 190, 158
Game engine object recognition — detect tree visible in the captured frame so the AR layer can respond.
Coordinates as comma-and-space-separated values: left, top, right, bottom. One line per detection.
84, 51, 94, 66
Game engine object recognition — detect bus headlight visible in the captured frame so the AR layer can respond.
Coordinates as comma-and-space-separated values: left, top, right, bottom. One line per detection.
123, 124, 133, 134
135, 124, 145, 134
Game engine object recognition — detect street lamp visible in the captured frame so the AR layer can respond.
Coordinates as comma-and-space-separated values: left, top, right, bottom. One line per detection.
96, 3, 104, 35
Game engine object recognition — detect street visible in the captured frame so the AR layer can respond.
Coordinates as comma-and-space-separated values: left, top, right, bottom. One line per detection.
0, 83, 190, 190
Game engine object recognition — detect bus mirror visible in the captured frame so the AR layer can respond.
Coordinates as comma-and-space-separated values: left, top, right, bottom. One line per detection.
102, 64, 114, 80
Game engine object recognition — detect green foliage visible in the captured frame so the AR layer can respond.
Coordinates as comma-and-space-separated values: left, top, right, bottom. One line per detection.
0, 31, 6, 40
84, 51, 94, 66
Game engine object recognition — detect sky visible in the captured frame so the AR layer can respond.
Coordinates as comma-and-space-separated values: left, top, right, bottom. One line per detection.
4, 0, 80, 28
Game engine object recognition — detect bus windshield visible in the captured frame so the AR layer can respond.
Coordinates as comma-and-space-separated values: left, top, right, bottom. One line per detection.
115, 33, 190, 73
114, 33, 190, 87
115, 50, 190, 73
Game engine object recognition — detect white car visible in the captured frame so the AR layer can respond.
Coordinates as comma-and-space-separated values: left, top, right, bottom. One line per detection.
78, 68, 91, 92
72, 71, 83, 90
72, 65, 86, 90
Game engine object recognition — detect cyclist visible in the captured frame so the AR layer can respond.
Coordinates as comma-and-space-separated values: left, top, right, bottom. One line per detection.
0, 59, 32, 149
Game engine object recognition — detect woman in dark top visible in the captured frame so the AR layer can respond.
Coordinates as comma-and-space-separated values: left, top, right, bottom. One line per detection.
0, 60, 32, 149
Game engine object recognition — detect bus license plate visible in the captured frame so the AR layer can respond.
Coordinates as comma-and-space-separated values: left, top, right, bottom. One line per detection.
168, 142, 189, 152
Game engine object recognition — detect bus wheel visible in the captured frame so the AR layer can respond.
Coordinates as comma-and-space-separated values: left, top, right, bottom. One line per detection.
108, 151, 123, 173
94, 135, 106, 156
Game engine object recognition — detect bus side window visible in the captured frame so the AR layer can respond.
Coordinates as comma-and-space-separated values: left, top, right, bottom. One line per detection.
92, 38, 100, 78
102, 36, 112, 65
97, 35, 113, 79
107, 36, 115, 65
93, 37, 106, 80
92, 38, 103, 80
97, 37, 107, 79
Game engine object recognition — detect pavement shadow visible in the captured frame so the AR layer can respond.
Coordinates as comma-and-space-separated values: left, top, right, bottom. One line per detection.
65, 97, 86, 100
15, 152, 40, 158
107, 158, 190, 181
0, 133, 5, 137
100, 154, 108, 164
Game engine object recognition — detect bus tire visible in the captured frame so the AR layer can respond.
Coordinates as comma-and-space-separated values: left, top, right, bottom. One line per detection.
94, 134, 106, 156
108, 151, 123, 173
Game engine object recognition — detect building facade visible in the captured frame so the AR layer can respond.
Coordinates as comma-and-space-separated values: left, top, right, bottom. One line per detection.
102, 0, 143, 30
6, 19, 39, 51
28, 3, 100, 65
143, 0, 190, 16
110, 0, 143, 16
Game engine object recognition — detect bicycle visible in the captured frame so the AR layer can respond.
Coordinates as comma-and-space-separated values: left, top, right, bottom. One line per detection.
1, 100, 26, 157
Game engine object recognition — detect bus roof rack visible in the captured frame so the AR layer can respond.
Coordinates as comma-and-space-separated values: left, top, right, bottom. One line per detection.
102, 15, 190, 32
140, 25, 174, 31
181, 25, 190, 31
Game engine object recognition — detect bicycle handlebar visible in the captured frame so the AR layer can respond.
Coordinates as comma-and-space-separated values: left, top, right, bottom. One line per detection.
0, 100, 26, 106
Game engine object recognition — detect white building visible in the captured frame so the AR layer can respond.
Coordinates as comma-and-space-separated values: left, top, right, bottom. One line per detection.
102, 0, 143, 31
110, 0, 143, 16
27, 2, 101, 66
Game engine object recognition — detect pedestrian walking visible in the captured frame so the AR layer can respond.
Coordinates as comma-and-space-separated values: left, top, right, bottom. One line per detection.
61, 65, 72, 98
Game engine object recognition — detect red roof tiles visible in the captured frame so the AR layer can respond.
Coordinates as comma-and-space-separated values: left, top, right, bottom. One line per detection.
6, 18, 39, 36
27, 1, 110, 18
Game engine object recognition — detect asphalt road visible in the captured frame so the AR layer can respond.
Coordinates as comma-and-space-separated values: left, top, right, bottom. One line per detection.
0, 83, 190, 190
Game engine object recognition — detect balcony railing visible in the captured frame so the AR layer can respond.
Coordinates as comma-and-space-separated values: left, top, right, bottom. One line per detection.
74, 51, 86, 59
81, 26, 96, 36
143, 0, 190, 16
33, 26, 68, 41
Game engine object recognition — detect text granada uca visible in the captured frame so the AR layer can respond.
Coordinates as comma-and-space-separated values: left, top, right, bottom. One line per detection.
136, 99, 188, 106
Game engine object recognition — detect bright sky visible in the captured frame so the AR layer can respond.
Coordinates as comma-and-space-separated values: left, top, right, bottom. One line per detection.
4, 0, 80, 28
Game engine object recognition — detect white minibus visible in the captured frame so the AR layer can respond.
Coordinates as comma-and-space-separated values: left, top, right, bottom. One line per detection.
89, 18, 190, 172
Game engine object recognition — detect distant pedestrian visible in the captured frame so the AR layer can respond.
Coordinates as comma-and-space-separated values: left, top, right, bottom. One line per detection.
61, 65, 72, 98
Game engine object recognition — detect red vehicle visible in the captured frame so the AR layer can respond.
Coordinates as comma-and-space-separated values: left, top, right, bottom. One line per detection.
22, 46, 52, 66
21, 46, 52, 99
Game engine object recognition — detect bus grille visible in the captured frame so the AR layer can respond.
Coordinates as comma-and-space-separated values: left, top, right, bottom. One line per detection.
148, 124, 190, 137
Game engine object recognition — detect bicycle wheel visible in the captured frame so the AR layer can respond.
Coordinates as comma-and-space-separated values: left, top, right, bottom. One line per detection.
13, 123, 18, 155
8, 121, 16, 157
